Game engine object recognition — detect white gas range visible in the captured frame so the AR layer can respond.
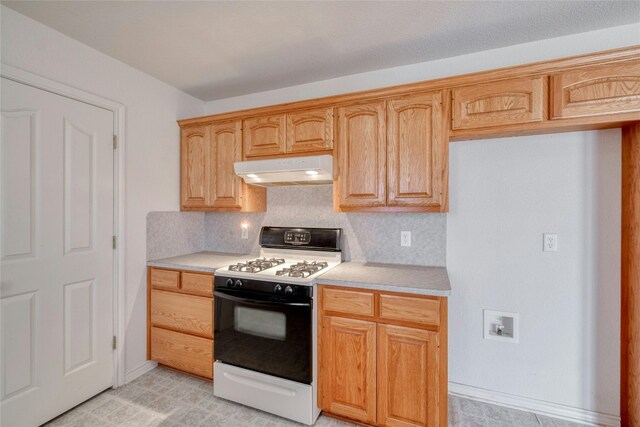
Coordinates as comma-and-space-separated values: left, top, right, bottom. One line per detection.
212, 227, 342, 426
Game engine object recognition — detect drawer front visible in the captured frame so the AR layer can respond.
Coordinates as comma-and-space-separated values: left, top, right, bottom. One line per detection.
150, 268, 180, 291
551, 60, 640, 119
181, 272, 213, 297
150, 327, 213, 379
151, 290, 213, 338
322, 287, 375, 317
452, 76, 545, 130
379, 294, 440, 327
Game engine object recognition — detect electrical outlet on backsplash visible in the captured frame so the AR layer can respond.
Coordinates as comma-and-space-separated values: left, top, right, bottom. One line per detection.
148, 186, 446, 266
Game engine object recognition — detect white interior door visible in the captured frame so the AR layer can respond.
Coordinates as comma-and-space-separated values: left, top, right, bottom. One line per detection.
1, 77, 115, 427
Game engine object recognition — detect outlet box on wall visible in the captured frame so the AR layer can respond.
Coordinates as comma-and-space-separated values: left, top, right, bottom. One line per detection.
483, 310, 519, 343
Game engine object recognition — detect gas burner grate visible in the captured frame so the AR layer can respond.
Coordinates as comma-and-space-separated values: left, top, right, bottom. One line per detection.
228, 257, 285, 273
275, 260, 329, 278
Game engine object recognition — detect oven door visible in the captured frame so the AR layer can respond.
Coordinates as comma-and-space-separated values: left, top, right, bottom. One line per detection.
213, 289, 312, 384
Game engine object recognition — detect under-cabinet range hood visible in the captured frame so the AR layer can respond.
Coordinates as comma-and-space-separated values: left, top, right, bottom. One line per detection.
234, 154, 333, 186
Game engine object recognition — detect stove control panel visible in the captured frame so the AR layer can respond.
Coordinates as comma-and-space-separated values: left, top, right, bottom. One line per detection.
284, 230, 311, 245
214, 275, 313, 299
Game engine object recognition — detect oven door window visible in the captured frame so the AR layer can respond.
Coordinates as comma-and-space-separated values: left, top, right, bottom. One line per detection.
234, 306, 286, 340
214, 290, 312, 384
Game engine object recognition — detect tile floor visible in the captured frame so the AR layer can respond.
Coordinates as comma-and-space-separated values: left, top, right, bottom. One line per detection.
45, 366, 596, 427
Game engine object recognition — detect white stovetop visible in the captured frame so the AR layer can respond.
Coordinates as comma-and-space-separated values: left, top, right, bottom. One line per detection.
214, 248, 342, 284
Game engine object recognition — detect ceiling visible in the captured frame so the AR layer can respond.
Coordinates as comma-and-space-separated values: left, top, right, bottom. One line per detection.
4, 1, 639, 101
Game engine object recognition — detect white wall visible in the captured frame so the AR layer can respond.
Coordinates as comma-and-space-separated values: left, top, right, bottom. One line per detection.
448, 131, 621, 417
204, 23, 640, 114
1, 6, 204, 377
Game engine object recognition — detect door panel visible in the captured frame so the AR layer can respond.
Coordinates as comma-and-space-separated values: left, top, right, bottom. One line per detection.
337, 102, 386, 208
378, 324, 438, 427
1, 77, 114, 427
321, 316, 376, 424
1, 110, 37, 260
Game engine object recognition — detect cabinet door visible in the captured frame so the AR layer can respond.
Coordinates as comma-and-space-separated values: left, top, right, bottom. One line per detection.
452, 77, 545, 130
336, 101, 386, 208
243, 114, 286, 158
286, 107, 333, 153
387, 92, 446, 208
210, 121, 243, 208
180, 126, 210, 208
551, 60, 640, 119
378, 324, 438, 427
321, 316, 377, 424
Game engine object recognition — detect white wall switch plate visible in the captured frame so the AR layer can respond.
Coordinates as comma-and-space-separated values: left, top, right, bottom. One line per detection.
241, 223, 249, 239
483, 309, 519, 343
401, 231, 411, 247
543, 233, 558, 251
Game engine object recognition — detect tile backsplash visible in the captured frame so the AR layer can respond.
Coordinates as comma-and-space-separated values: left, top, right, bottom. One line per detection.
148, 185, 446, 266
147, 211, 205, 260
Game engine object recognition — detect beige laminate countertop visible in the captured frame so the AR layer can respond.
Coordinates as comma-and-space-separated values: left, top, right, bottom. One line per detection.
317, 261, 451, 297
147, 251, 251, 273
147, 253, 451, 297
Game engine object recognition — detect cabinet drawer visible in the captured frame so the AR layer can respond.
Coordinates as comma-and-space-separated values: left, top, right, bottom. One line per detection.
150, 268, 180, 291
322, 287, 375, 317
452, 76, 545, 130
151, 290, 213, 338
379, 294, 440, 327
551, 60, 640, 119
181, 272, 213, 297
150, 327, 213, 379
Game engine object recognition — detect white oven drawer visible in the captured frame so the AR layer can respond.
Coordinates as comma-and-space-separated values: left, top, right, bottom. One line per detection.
213, 361, 319, 425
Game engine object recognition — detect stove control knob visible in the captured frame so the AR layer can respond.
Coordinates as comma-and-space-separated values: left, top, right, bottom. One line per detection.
225, 279, 234, 288
274, 284, 283, 294
284, 285, 294, 295
234, 280, 243, 288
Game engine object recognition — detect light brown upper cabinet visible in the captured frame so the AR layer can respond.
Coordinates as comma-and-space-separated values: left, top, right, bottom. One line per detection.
180, 122, 266, 212
243, 109, 334, 159
387, 92, 447, 208
551, 60, 640, 119
243, 114, 287, 158
336, 101, 387, 209
210, 121, 243, 208
180, 125, 210, 208
452, 76, 545, 130
286, 107, 334, 153
336, 93, 448, 212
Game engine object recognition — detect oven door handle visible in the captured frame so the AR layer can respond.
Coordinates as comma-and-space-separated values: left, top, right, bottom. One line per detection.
214, 291, 312, 308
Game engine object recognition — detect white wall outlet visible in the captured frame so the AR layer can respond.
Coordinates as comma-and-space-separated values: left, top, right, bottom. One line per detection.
543, 233, 558, 251
401, 231, 411, 247
483, 310, 519, 343
241, 223, 249, 239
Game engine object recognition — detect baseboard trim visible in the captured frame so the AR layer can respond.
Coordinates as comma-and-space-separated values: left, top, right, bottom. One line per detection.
449, 382, 620, 427
124, 360, 158, 384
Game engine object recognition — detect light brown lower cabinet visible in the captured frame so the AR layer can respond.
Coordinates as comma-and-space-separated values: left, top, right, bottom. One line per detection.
147, 267, 214, 379
319, 285, 448, 427
377, 324, 438, 427
321, 316, 377, 424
